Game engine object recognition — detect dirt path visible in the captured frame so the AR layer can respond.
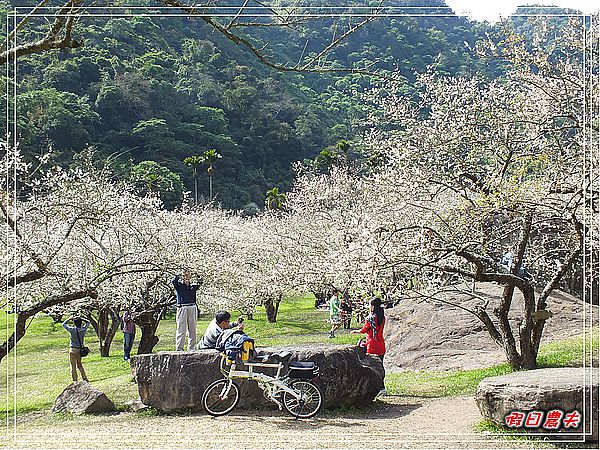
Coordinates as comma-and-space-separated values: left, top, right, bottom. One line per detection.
3, 396, 563, 449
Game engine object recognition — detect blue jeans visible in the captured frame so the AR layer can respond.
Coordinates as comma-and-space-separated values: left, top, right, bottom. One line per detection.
123, 332, 135, 360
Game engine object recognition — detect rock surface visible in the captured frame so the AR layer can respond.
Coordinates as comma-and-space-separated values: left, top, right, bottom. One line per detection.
51, 381, 116, 414
384, 283, 599, 371
475, 367, 599, 441
131, 345, 384, 412
124, 398, 148, 412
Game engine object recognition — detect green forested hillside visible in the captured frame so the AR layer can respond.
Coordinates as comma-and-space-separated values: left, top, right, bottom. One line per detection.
5, 0, 494, 209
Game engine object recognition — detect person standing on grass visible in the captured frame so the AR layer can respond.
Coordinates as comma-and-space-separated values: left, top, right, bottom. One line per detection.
340, 292, 353, 330
351, 297, 387, 395
121, 309, 136, 361
172, 271, 201, 351
328, 289, 342, 338
62, 317, 90, 382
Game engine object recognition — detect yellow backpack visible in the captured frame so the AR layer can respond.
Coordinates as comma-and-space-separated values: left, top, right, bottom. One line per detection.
241, 340, 254, 361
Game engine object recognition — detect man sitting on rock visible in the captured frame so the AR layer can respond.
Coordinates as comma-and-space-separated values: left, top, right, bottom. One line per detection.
198, 310, 244, 349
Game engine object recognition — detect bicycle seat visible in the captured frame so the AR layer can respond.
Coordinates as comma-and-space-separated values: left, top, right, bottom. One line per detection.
254, 350, 292, 362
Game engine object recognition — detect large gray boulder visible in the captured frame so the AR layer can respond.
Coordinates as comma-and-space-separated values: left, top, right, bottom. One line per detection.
385, 283, 598, 371
131, 345, 384, 412
475, 368, 599, 441
52, 381, 116, 414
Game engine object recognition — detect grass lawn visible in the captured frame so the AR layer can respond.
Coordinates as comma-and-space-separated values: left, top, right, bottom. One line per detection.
0, 293, 596, 419
385, 330, 598, 398
0, 293, 351, 417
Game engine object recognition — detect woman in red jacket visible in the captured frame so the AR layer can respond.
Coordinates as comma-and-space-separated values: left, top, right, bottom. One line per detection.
351, 297, 386, 361
352, 297, 386, 396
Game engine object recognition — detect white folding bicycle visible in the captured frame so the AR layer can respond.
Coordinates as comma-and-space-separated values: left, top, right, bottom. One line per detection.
202, 351, 323, 418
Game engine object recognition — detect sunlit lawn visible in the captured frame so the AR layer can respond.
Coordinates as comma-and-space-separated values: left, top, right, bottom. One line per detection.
385, 328, 598, 398
0, 293, 354, 416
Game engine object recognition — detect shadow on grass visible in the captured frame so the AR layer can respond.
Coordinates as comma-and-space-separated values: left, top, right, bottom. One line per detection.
535, 357, 598, 370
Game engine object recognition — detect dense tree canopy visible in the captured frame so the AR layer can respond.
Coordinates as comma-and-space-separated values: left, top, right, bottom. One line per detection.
2, 0, 494, 209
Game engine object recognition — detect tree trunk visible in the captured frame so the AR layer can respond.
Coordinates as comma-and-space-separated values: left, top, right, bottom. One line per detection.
264, 299, 276, 323
454, 213, 581, 371
264, 296, 281, 323
502, 343, 537, 370
497, 213, 537, 370
519, 348, 537, 370
103, 308, 121, 357
495, 284, 521, 367
88, 306, 121, 357
136, 309, 162, 354
97, 309, 110, 357
0, 288, 96, 362
0, 313, 29, 361
137, 326, 159, 355
494, 283, 539, 371
519, 287, 537, 367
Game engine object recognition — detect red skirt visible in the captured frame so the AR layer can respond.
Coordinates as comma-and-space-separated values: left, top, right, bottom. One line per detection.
366, 337, 385, 356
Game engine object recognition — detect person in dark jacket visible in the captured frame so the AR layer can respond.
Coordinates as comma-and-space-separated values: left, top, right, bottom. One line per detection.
121, 309, 136, 361
172, 271, 201, 351
340, 293, 353, 329
215, 327, 254, 360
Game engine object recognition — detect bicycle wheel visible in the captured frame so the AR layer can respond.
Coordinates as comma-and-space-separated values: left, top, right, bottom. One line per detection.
202, 379, 240, 416
282, 380, 323, 418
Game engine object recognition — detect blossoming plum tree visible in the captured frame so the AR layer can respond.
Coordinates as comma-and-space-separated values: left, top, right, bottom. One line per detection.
267, 17, 596, 370
0, 148, 167, 360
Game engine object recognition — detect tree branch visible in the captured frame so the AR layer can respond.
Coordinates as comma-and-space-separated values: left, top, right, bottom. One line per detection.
225, 0, 251, 30
0, 0, 83, 65
299, 1, 383, 71
155, 0, 398, 80
1, 197, 48, 278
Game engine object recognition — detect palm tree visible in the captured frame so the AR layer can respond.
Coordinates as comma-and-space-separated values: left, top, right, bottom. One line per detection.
201, 149, 222, 201
145, 173, 161, 192
183, 155, 204, 205
335, 140, 351, 159
265, 187, 286, 210
314, 148, 339, 172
